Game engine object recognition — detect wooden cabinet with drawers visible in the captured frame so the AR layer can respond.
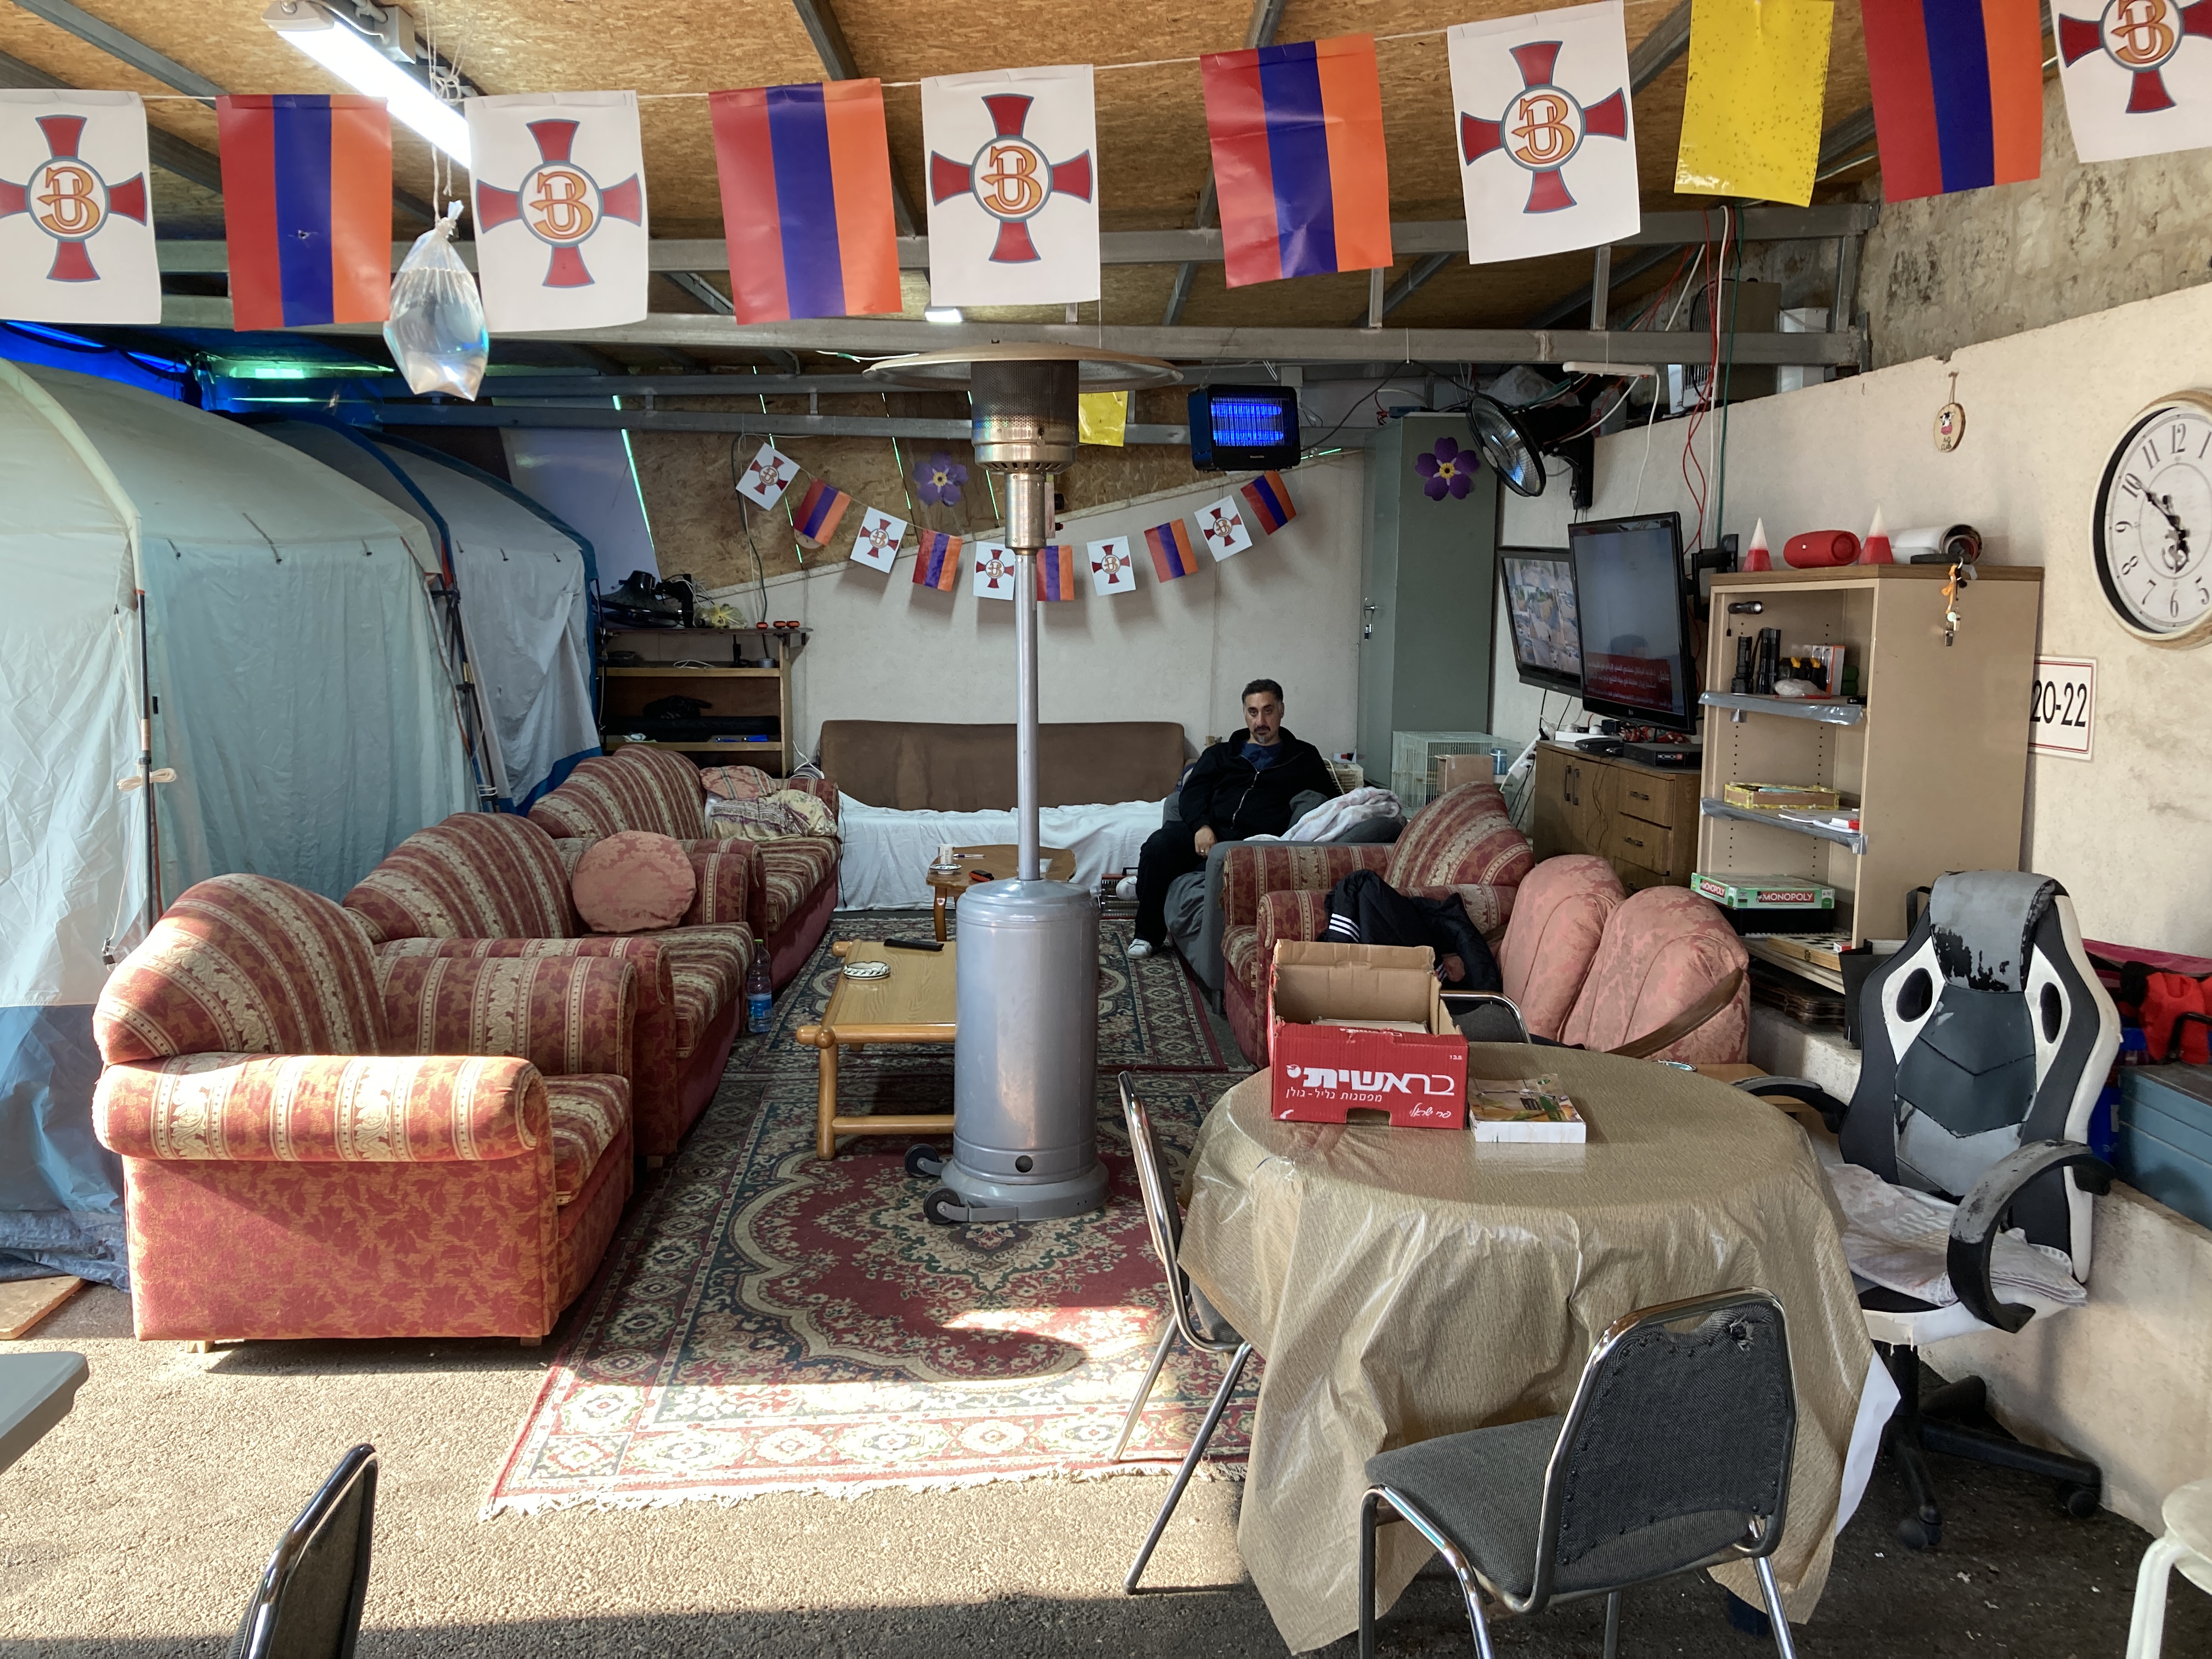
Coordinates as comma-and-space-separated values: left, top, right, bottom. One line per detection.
1531, 741, 1701, 890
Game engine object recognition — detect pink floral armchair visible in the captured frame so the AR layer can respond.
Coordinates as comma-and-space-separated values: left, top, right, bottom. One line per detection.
1559, 885, 1751, 1063
1494, 855, 1627, 1040
92, 874, 636, 1344
1217, 782, 1534, 1065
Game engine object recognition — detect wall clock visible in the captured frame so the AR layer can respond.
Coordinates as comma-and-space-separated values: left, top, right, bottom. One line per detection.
2094, 390, 2212, 648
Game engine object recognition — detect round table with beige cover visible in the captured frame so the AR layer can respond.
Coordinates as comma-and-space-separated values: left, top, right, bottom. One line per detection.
1177, 1048, 1885, 1654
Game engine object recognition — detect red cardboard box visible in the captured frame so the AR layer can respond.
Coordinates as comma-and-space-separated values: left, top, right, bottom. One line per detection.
1268, 941, 1469, 1128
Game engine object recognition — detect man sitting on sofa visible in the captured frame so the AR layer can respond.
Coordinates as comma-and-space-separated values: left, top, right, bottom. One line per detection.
1128, 679, 1337, 960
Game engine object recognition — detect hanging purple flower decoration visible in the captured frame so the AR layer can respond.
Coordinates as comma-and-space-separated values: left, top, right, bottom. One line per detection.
915, 450, 968, 507
1415, 435, 1478, 501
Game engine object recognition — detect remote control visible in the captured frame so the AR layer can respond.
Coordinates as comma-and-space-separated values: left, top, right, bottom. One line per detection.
883, 936, 944, 952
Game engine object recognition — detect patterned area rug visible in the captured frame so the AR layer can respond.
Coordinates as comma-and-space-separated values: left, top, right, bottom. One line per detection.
485, 911, 1255, 1513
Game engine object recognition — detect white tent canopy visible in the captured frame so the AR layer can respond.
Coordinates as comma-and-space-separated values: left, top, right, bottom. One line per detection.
263, 419, 599, 811
0, 363, 472, 1281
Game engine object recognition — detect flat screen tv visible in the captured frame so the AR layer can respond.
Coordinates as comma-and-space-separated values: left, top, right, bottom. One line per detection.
1498, 548, 1582, 695
1566, 512, 1695, 733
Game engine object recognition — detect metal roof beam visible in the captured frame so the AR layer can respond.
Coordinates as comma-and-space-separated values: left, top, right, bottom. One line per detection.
9, 0, 222, 101
785, 0, 922, 236
155, 295, 1865, 365
152, 205, 1877, 275
1163, 0, 1287, 325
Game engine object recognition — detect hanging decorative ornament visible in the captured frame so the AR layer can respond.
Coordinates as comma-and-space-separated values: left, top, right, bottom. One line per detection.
1743, 517, 1773, 572
383, 200, 488, 399
1934, 371, 1966, 452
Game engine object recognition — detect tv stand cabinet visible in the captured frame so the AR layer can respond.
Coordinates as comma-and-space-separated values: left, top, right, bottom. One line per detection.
1531, 742, 1701, 890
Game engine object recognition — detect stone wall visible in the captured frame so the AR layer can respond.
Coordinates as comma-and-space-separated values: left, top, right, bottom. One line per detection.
1860, 75, 2212, 368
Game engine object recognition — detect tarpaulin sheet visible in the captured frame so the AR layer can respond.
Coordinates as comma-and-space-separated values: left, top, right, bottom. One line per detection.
1178, 1049, 1880, 1652
0, 364, 472, 1284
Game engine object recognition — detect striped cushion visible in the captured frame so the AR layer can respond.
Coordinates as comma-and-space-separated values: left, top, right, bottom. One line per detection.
757, 838, 838, 936
344, 813, 579, 944
546, 1075, 629, 1205
97, 874, 385, 1063
654, 928, 751, 1057
1386, 782, 1532, 893
1222, 924, 1263, 996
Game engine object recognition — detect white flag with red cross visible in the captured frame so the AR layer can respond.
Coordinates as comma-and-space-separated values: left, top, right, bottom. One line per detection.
1449, 1, 1639, 264
1088, 535, 1137, 596
1196, 495, 1254, 561
849, 506, 907, 572
2055, 0, 2212, 163
734, 442, 798, 509
972, 540, 1018, 600
468, 92, 649, 332
0, 91, 158, 324
921, 65, 1099, 307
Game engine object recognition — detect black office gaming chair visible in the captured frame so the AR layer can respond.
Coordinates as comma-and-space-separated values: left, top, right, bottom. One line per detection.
1736, 870, 2120, 1550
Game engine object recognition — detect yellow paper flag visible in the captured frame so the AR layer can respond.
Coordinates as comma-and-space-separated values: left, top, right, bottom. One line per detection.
1078, 391, 1129, 447
1674, 0, 1833, 206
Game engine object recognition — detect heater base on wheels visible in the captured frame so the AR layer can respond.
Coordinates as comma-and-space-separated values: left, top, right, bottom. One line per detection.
918, 877, 1104, 1226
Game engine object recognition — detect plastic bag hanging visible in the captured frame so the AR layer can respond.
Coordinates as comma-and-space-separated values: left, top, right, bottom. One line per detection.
383, 201, 489, 399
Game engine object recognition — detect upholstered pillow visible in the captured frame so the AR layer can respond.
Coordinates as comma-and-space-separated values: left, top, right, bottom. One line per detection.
768, 787, 838, 838
572, 831, 697, 933
698, 765, 778, 802
1386, 781, 1532, 891
704, 788, 841, 842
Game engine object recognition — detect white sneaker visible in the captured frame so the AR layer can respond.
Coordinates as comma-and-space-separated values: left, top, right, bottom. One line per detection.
1126, 939, 1154, 960
1115, 874, 1138, 901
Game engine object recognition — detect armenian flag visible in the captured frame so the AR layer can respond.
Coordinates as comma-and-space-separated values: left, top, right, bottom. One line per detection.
1199, 34, 1392, 288
1239, 470, 1298, 534
1036, 544, 1079, 601
791, 477, 853, 547
710, 80, 901, 324
1145, 519, 1201, 582
1863, 0, 2043, 201
217, 94, 391, 329
913, 527, 963, 591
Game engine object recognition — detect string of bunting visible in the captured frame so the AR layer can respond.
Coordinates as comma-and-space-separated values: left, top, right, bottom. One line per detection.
10, 0, 2203, 329
734, 436, 1301, 605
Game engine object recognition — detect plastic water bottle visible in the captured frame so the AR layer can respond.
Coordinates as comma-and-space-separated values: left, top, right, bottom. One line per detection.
745, 940, 773, 1034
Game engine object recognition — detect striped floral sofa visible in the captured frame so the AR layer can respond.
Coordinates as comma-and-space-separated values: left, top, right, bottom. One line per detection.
92, 874, 636, 1344
529, 745, 839, 990
1218, 781, 1534, 1066
343, 811, 753, 1159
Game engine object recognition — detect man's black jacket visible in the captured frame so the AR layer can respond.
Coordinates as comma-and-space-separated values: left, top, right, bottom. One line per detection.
1175, 727, 1337, 842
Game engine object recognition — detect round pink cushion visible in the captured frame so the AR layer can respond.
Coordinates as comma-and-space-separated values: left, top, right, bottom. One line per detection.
572, 831, 696, 934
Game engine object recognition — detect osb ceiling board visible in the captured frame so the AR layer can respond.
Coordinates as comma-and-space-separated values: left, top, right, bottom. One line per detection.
3, 0, 1878, 331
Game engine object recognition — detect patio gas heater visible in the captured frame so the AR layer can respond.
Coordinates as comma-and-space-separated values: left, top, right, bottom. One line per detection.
866, 345, 1179, 1223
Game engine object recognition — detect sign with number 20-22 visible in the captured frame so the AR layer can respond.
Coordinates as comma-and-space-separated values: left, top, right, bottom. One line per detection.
2029, 657, 2095, 762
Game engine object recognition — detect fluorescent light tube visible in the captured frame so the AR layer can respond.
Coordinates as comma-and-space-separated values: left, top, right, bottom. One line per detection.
924, 306, 963, 325
263, 2, 470, 166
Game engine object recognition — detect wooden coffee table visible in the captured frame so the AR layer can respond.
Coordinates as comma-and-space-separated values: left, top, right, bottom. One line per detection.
925, 843, 1076, 940
796, 939, 960, 1159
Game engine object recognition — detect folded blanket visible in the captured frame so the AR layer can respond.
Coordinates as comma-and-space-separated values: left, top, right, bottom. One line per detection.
1285, 786, 1404, 843
1822, 1161, 2086, 1310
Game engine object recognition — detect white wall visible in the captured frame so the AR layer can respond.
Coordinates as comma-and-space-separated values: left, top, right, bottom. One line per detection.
719, 453, 1366, 769
1504, 280, 2212, 957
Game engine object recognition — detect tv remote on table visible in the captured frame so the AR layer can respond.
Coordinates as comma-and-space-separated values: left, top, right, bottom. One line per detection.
883, 936, 944, 952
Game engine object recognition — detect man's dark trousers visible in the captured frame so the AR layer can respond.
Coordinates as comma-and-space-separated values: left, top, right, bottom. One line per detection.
1133, 823, 1209, 947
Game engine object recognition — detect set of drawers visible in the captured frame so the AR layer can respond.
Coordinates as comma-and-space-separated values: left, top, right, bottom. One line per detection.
1531, 743, 1700, 888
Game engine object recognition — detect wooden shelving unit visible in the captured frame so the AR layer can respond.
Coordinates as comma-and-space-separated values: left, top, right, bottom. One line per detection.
598, 628, 795, 774
1697, 563, 2042, 946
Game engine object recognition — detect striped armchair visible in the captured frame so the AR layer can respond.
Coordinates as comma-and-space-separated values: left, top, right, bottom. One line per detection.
1217, 782, 1533, 1065
92, 875, 636, 1343
343, 811, 753, 1158
528, 744, 839, 989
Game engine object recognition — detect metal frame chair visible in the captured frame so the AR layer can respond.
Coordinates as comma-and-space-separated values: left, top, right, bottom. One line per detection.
1112, 1070, 1254, 1594
1442, 990, 1531, 1043
1358, 1290, 1799, 1659
229, 1443, 378, 1659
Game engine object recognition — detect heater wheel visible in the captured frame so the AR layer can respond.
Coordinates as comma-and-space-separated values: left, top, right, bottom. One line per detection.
905, 1145, 945, 1180
922, 1188, 965, 1226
